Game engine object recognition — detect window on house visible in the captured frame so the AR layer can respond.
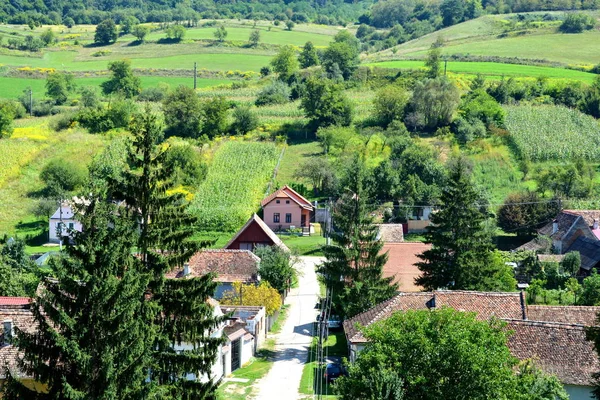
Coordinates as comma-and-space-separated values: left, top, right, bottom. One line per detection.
68, 222, 74, 229
286, 200, 290, 204
276, 200, 280, 204
274, 213, 280, 223
285, 213, 292, 223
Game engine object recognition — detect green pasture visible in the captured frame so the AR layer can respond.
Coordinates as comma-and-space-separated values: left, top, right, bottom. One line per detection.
0, 76, 231, 99
0, 50, 271, 71
365, 60, 597, 82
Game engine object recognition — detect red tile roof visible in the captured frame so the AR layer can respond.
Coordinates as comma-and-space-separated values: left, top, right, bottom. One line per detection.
0, 306, 36, 378
225, 214, 290, 252
0, 297, 31, 307
526, 305, 600, 326
261, 185, 313, 210
381, 243, 431, 292
506, 320, 599, 386
344, 290, 525, 344
165, 250, 260, 283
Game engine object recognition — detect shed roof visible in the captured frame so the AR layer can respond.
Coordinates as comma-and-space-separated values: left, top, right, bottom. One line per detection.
375, 224, 404, 243
566, 236, 600, 271
165, 250, 260, 283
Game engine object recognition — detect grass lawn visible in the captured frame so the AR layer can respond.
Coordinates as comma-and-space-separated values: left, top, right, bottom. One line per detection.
278, 234, 326, 256
275, 140, 323, 189
299, 330, 347, 399
0, 76, 232, 99
365, 60, 597, 82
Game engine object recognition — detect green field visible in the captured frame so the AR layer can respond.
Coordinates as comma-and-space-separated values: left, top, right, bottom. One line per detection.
365, 60, 597, 82
190, 141, 280, 232
371, 13, 600, 66
0, 76, 231, 99
504, 104, 600, 161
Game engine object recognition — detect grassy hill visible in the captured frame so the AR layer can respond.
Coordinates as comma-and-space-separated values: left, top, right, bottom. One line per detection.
367, 12, 600, 67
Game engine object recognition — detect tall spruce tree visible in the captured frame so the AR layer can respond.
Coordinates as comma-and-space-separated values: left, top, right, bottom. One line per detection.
109, 108, 225, 398
416, 157, 507, 291
318, 156, 398, 318
3, 199, 155, 399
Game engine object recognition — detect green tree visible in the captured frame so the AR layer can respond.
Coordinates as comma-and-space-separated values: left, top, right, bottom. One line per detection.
336, 308, 568, 400
424, 41, 442, 79
406, 77, 460, 130
213, 25, 227, 42
231, 106, 259, 135
416, 157, 514, 291
120, 15, 139, 34
101, 59, 141, 98
318, 157, 398, 318
249, 29, 260, 47
562, 251, 581, 277
298, 41, 319, 68
577, 269, 600, 305
255, 80, 291, 106
201, 95, 229, 138
163, 85, 204, 138
40, 28, 55, 46
0, 102, 15, 138
497, 191, 560, 236
64, 17, 75, 29
2, 200, 155, 399
132, 24, 150, 42
322, 31, 360, 80
0, 238, 39, 297
45, 71, 75, 105
40, 159, 86, 198
270, 45, 299, 82
560, 12, 596, 33
94, 19, 118, 45
108, 109, 224, 397
300, 76, 353, 128
166, 24, 186, 41
373, 85, 410, 127
286, 20, 295, 30
254, 245, 296, 294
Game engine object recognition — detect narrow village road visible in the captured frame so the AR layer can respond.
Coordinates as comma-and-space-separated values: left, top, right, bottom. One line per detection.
254, 256, 322, 400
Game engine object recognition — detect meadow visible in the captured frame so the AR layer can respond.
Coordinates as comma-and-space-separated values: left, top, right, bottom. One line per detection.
504, 104, 600, 161
190, 140, 280, 232
365, 60, 597, 82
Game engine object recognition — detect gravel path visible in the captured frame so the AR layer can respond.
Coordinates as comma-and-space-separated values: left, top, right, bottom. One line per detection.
253, 256, 322, 400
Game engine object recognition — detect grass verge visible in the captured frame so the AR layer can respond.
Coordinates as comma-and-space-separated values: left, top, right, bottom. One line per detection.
279, 234, 326, 256
299, 330, 347, 399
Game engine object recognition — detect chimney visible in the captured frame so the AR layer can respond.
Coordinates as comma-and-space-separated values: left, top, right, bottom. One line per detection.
183, 263, 190, 277
594, 219, 599, 230
3, 320, 13, 346
552, 220, 558, 235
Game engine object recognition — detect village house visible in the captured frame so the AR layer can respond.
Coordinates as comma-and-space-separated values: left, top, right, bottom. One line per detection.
48, 202, 83, 243
261, 185, 314, 232
166, 249, 261, 299
343, 291, 600, 399
225, 214, 290, 252
220, 305, 267, 353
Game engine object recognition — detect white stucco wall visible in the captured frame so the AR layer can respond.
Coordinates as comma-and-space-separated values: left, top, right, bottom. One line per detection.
49, 219, 82, 242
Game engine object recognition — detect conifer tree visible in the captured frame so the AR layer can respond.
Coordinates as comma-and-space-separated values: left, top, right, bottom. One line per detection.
3, 200, 155, 400
318, 156, 398, 318
109, 108, 224, 398
416, 157, 510, 291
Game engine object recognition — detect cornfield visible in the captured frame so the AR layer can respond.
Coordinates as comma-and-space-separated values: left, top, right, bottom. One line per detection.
190, 141, 279, 232
504, 105, 600, 161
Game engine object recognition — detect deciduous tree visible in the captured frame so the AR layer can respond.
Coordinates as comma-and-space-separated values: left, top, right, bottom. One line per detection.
101, 59, 141, 98
94, 19, 118, 45
163, 85, 204, 138
222, 281, 282, 315
298, 41, 319, 68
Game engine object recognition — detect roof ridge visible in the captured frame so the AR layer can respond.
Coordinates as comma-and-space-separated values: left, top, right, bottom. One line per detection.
434, 290, 521, 296
504, 318, 587, 329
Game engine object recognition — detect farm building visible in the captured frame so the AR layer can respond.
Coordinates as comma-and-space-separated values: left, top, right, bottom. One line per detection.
225, 214, 289, 252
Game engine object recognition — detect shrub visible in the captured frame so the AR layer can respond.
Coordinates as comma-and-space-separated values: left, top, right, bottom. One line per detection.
138, 87, 167, 102
165, 24, 186, 41
76, 100, 136, 133
255, 81, 291, 106
231, 106, 259, 134
460, 89, 505, 128
559, 13, 596, 33
452, 117, 486, 144
51, 112, 77, 131
40, 159, 86, 197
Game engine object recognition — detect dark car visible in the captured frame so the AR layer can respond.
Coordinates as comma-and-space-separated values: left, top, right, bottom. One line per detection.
324, 362, 346, 383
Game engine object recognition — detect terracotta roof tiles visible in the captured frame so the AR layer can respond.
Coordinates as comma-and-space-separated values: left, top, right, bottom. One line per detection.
166, 250, 260, 283
526, 305, 600, 326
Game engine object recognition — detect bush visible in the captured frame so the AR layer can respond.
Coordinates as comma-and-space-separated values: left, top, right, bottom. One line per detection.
255, 81, 291, 106
231, 106, 259, 134
76, 100, 136, 133
460, 89, 505, 128
559, 13, 596, 33
165, 24, 186, 41
452, 117, 486, 144
51, 112, 77, 131
138, 87, 167, 102
40, 159, 86, 197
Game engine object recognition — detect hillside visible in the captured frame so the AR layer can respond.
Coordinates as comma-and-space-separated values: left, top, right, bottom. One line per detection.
367, 12, 600, 67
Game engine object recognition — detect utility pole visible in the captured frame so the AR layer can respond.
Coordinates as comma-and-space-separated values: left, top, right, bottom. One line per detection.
29, 89, 33, 117
444, 59, 447, 76
193, 62, 197, 90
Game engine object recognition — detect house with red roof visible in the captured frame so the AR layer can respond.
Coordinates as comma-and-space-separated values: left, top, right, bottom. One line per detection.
261, 185, 314, 232
225, 214, 290, 252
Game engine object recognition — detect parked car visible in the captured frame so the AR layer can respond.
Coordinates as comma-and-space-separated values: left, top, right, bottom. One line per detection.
324, 362, 346, 383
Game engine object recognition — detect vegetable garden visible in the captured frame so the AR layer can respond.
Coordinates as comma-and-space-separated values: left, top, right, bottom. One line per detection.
190, 140, 279, 232
504, 104, 600, 161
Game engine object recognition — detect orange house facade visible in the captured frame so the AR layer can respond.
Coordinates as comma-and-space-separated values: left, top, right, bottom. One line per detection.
261, 186, 314, 231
